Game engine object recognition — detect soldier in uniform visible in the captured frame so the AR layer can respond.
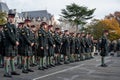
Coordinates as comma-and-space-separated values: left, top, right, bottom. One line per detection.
80, 32, 86, 61
116, 39, 120, 57
70, 32, 75, 62
69, 32, 76, 62
54, 28, 62, 65
61, 30, 70, 64
30, 25, 38, 67
100, 30, 109, 67
47, 25, 56, 67
3, 10, 20, 77
37, 22, 48, 70
90, 35, 95, 58
20, 19, 34, 73
0, 24, 5, 68
75, 33, 81, 61
85, 33, 93, 59
17, 22, 24, 69
84, 33, 90, 60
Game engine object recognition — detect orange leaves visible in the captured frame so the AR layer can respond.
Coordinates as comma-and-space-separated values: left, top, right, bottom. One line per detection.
100, 18, 120, 31
86, 17, 120, 40
99, 18, 120, 40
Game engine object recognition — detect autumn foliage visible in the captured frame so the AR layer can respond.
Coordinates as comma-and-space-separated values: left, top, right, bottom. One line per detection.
84, 18, 120, 41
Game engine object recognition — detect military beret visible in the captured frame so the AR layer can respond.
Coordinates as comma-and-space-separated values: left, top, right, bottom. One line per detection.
18, 22, 24, 25
40, 22, 47, 26
70, 32, 74, 35
31, 25, 36, 28
8, 9, 16, 18
24, 19, 31, 22
55, 28, 60, 31
59, 31, 63, 35
64, 30, 69, 33
48, 25, 53, 29
103, 30, 109, 33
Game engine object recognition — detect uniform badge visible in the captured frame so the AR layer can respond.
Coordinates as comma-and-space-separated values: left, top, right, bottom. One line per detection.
22, 32, 25, 35
11, 30, 13, 32
39, 34, 42, 36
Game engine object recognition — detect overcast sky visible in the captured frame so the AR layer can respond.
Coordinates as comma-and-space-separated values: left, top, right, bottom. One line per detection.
3, 0, 120, 19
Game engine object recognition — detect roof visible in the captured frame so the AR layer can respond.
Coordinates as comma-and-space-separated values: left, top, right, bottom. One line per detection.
0, 2, 9, 12
20, 10, 52, 20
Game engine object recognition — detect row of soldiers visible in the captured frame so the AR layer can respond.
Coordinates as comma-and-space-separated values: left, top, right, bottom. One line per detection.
0, 10, 94, 78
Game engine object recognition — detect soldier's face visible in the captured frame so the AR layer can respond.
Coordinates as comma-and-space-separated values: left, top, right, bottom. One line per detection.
73, 33, 76, 37
50, 27, 54, 32
44, 25, 47, 29
66, 32, 69, 35
106, 32, 109, 36
8, 17, 15, 23
27, 22, 31, 26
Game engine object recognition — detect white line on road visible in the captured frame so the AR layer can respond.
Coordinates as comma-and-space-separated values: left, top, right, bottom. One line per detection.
32, 64, 84, 80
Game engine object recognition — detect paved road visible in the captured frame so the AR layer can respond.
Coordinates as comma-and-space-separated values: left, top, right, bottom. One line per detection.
0, 55, 120, 80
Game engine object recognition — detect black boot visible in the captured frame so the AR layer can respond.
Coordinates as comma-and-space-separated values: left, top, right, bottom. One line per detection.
38, 67, 44, 70
27, 69, 34, 72
22, 70, 29, 73
11, 71, 20, 75
4, 73, 12, 78
100, 64, 108, 67
43, 66, 48, 69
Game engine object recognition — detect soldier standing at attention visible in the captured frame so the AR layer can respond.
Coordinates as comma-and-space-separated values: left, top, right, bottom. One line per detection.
80, 32, 86, 61
47, 25, 56, 67
0, 24, 5, 68
61, 30, 70, 64
17, 22, 24, 69
30, 25, 38, 67
84, 33, 90, 60
75, 33, 81, 61
37, 22, 48, 70
100, 30, 109, 67
54, 28, 62, 65
69, 32, 76, 62
3, 10, 20, 77
20, 19, 34, 73
116, 39, 120, 57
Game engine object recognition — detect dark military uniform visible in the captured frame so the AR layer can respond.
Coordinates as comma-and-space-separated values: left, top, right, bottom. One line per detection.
100, 35, 108, 57
116, 39, 120, 57
3, 22, 18, 57
0, 30, 5, 56
85, 37, 90, 53
48, 31, 55, 57
31, 31, 37, 56
80, 36, 86, 60
70, 36, 75, 54
37, 27, 48, 57
100, 34, 109, 67
75, 37, 81, 55
61, 34, 70, 56
54, 32, 61, 54
18, 27, 23, 56
0, 29, 5, 68
19, 26, 33, 57
74, 36, 81, 61
80, 36, 86, 54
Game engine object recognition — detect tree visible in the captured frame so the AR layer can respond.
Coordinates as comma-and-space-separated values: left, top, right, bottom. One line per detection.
0, 11, 7, 25
60, 3, 95, 32
85, 18, 120, 41
105, 11, 120, 26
